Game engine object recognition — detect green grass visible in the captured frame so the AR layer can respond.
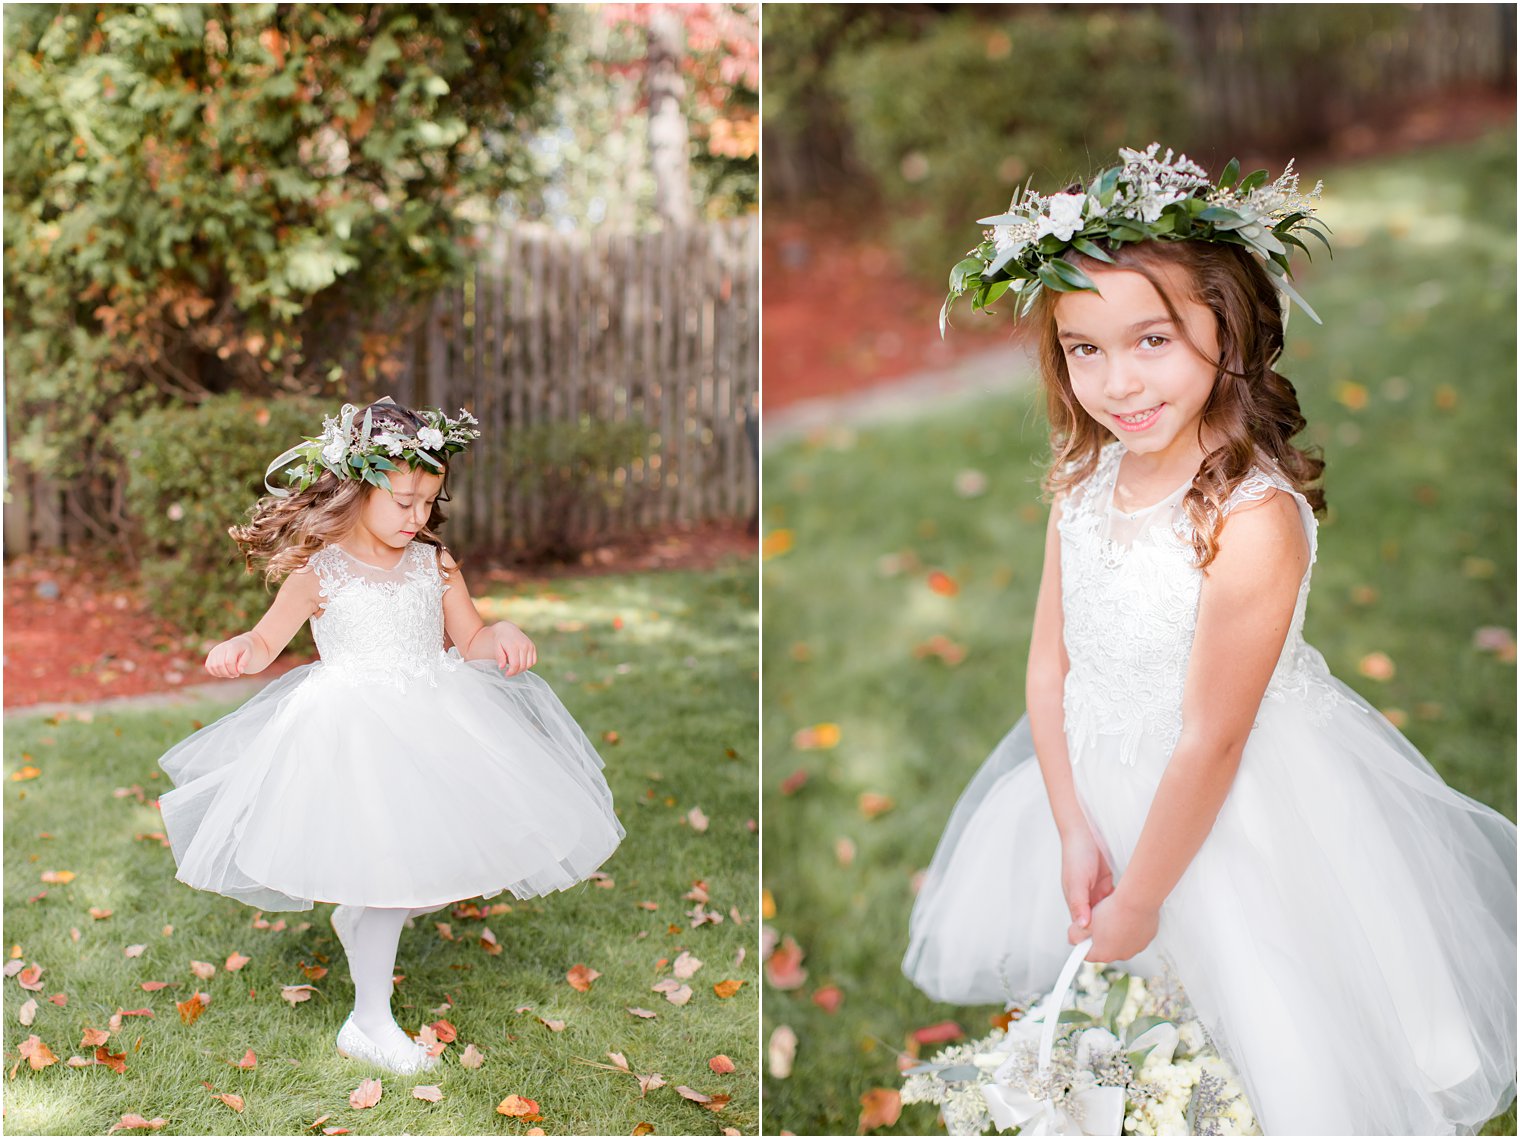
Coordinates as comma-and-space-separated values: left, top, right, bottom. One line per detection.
4, 561, 758, 1136
760, 130, 1516, 1135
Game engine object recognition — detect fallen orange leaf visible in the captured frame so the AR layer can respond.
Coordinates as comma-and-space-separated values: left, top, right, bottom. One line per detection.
713, 979, 744, 998
537, 1015, 567, 1031
926, 570, 959, 596
765, 936, 808, 990
11, 766, 40, 781
95, 1046, 127, 1074
412, 1085, 443, 1103
431, 1018, 457, 1043
349, 1077, 383, 1109
39, 870, 75, 884
177, 992, 210, 1025
566, 963, 600, 992
89, 907, 113, 920
858, 792, 895, 819
81, 1027, 110, 1048
459, 1043, 485, 1068
225, 952, 251, 972
280, 985, 317, 1006
211, 1092, 243, 1112
813, 985, 844, 1013
686, 806, 710, 833
911, 1020, 965, 1045
858, 1087, 902, 1133
791, 722, 840, 750
779, 768, 808, 795
123, 944, 146, 958
496, 1095, 542, 1120
19, 1035, 57, 1070
626, 1007, 657, 1019
231, 1048, 257, 1069
140, 981, 169, 992
709, 1054, 735, 1074
106, 1114, 167, 1134
18, 965, 44, 991
762, 529, 794, 560
18, 998, 37, 1025
189, 960, 216, 979
632, 1124, 655, 1136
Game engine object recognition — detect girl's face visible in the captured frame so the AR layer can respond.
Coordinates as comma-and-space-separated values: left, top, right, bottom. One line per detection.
356, 464, 444, 550
1054, 262, 1221, 468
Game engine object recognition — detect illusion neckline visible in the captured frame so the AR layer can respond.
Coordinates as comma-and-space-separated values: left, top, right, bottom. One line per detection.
1106, 454, 1197, 519
332, 542, 413, 572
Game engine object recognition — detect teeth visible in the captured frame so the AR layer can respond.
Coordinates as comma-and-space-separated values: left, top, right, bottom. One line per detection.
1116, 407, 1158, 424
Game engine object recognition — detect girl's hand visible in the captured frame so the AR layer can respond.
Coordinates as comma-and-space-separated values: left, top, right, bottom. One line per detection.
205, 634, 255, 679
491, 622, 537, 676
1075, 890, 1160, 963
1060, 829, 1115, 939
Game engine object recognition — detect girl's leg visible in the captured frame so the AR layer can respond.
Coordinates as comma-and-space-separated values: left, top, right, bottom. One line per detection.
344, 906, 413, 1044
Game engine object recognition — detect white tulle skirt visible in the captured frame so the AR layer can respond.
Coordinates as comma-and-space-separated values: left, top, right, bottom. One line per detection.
157, 654, 624, 911
903, 677, 1516, 1135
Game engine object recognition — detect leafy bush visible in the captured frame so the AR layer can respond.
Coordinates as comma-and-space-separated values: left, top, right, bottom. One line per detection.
114, 394, 327, 645
500, 416, 652, 562
4, 4, 556, 520
826, 9, 1183, 275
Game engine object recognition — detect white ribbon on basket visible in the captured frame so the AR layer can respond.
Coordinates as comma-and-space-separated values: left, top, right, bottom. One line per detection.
981, 938, 1127, 1136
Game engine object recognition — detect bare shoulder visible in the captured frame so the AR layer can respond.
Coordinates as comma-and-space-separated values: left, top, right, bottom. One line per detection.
1212, 487, 1308, 583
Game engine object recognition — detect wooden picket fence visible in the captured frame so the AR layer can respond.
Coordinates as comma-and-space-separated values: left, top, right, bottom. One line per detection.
3, 215, 759, 557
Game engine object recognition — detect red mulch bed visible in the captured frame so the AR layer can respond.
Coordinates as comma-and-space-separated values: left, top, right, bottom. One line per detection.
3, 521, 755, 710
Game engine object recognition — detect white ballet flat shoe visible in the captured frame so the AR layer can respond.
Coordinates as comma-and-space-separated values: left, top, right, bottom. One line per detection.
335, 1014, 440, 1074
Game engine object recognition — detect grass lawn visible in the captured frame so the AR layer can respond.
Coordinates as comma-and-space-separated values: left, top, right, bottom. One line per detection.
4, 560, 758, 1136
760, 130, 1516, 1135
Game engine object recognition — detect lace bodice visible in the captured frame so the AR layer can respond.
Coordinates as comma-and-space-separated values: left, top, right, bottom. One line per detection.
303, 541, 462, 690
1058, 443, 1349, 766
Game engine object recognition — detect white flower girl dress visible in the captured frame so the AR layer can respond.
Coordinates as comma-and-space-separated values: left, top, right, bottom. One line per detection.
157, 541, 623, 911
903, 443, 1516, 1135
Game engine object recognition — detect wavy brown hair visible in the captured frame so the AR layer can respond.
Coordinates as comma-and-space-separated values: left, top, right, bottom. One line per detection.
1036, 239, 1325, 568
231, 400, 454, 584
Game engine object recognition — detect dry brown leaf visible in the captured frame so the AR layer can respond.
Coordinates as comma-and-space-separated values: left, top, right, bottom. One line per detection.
626, 1006, 657, 1019
631, 1124, 655, 1136
479, 926, 503, 955
607, 1050, 629, 1070
659, 982, 692, 1006
18, 965, 44, 991
768, 1024, 798, 1079
637, 1072, 667, 1096
106, 1114, 167, 1133
765, 935, 808, 990
2, 960, 23, 976
709, 1054, 735, 1074
536, 1015, 566, 1032
66, 1055, 94, 1068
89, 907, 113, 920
813, 985, 844, 1013
140, 981, 169, 992
177, 992, 210, 1025
189, 960, 216, 979
211, 1093, 244, 1113
675, 1085, 713, 1104
686, 806, 710, 833
430, 1018, 457, 1043
39, 870, 76, 884
858, 1088, 902, 1133
224, 952, 251, 972
459, 1043, 485, 1068
722, 1130, 742, 1136
435, 922, 454, 941
566, 963, 600, 992
81, 1026, 110, 1048
231, 1048, 257, 1069
123, 944, 146, 958
857, 792, 895, 820
18, 998, 37, 1026
47, 992, 66, 1007
671, 950, 703, 980
95, 1046, 127, 1074
636, 900, 658, 911
411, 1085, 443, 1103
19, 1035, 57, 1070
280, 984, 317, 1006
713, 979, 744, 999
780, 768, 808, 795
349, 1077, 383, 1109
496, 1095, 542, 1120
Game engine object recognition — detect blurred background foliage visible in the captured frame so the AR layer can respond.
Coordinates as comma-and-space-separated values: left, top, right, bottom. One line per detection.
4, 2, 757, 566
763, 3, 1514, 273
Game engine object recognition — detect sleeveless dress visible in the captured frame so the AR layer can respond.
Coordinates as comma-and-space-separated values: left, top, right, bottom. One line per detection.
156, 541, 624, 911
902, 443, 1516, 1135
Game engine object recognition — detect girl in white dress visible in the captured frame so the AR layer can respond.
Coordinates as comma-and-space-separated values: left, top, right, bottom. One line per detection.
904, 146, 1516, 1134
156, 398, 623, 1075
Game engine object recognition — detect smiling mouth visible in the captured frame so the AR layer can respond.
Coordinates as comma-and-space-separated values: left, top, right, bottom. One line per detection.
1113, 405, 1163, 430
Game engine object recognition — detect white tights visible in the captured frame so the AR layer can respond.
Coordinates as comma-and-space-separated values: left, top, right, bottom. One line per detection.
336, 902, 452, 1045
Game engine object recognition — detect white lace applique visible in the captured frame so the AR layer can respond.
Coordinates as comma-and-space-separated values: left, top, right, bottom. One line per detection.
1058, 444, 1353, 767
306, 542, 462, 691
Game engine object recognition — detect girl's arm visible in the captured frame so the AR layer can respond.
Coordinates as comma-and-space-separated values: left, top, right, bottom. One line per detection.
1028, 497, 1115, 930
204, 567, 321, 677
438, 548, 538, 675
1079, 489, 1308, 961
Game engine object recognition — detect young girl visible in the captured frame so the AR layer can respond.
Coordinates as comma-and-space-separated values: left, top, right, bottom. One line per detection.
156, 397, 624, 1075
903, 145, 1516, 1134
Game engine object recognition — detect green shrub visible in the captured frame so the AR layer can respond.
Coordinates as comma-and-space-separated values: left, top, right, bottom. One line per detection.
501, 416, 652, 561
828, 9, 1183, 277
114, 395, 327, 645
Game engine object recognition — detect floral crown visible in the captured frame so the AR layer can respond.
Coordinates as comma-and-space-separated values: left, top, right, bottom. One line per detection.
262, 396, 481, 498
942, 143, 1331, 335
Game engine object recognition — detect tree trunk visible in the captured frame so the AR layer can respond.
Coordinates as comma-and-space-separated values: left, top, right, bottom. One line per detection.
646, 9, 693, 227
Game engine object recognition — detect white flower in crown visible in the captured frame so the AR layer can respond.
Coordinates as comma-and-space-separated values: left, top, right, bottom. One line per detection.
320, 433, 348, 466
417, 426, 445, 451
372, 430, 406, 457
1035, 192, 1087, 242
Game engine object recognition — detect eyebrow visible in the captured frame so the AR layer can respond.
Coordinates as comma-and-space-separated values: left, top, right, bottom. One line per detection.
1057, 316, 1174, 341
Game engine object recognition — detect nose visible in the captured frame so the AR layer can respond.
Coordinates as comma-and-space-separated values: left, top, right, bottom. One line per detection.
1101, 357, 1145, 402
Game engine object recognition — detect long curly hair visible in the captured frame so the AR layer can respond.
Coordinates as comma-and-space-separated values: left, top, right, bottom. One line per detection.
1034, 239, 1325, 568
231, 400, 455, 583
